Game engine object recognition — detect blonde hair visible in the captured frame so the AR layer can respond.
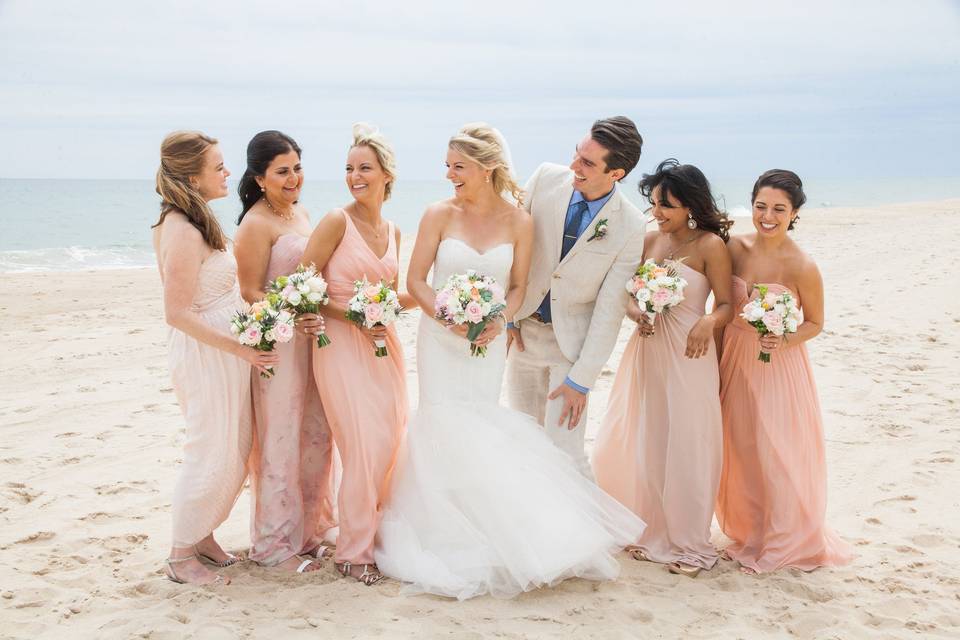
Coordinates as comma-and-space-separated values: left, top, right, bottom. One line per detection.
351, 122, 397, 200
449, 123, 523, 205
153, 130, 227, 251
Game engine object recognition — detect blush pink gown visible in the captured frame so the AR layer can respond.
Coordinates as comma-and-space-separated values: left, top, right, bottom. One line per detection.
593, 263, 721, 569
716, 276, 853, 573
248, 234, 336, 566
312, 215, 408, 565
167, 249, 252, 547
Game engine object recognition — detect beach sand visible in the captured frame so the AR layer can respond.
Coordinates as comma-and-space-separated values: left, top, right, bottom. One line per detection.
1, 199, 958, 639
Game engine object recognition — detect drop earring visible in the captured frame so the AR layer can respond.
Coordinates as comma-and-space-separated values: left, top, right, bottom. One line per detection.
687, 213, 698, 229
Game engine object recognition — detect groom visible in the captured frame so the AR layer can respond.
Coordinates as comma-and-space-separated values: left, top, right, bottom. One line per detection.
506, 116, 645, 478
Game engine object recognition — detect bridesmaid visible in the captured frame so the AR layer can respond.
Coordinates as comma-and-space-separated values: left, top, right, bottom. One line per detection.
234, 131, 336, 574
593, 159, 733, 578
302, 123, 411, 585
716, 169, 853, 574
151, 131, 278, 585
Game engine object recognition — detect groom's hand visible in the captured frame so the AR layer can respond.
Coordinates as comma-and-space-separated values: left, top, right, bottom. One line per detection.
506, 325, 524, 353
549, 383, 586, 430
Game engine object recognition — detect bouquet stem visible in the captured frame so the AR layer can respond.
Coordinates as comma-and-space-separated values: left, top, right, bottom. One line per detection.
261, 365, 275, 379
316, 332, 331, 348
470, 343, 488, 358
374, 338, 388, 357
757, 351, 771, 363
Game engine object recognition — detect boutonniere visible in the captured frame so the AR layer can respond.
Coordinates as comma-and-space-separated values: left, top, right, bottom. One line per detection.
587, 218, 608, 242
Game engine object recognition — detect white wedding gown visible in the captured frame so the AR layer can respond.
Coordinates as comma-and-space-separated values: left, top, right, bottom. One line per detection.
374, 237, 646, 600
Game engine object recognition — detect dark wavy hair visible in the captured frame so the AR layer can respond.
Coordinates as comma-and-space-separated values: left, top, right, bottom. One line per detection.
237, 130, 302, 224
751, 169, 806, 230
639, 158, 732, 242
590, 116, 643, 179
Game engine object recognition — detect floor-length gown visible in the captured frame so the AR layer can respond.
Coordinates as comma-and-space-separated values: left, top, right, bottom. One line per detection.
375, 237, 646, 600
312, 215, 407, 565
167, 249, 252, 547
248, 234, 336, 565
593, 263, 721, 569
715, 276, 853, 573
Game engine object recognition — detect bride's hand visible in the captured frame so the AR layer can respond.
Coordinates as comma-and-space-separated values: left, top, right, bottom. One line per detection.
445, 323, 470, 340
473, 317, 505, 347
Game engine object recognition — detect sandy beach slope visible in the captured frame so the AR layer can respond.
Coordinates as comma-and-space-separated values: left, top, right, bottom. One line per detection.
1, 199, 958, 639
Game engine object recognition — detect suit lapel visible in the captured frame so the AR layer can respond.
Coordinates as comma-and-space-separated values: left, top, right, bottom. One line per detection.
559, 189, 623, 267
551, 175, 575, 264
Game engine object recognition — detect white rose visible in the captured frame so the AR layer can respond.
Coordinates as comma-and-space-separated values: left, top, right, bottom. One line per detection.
655, 275, 674, 287
287, 290, 303, 306
635, 288, 652, 303
264, 328, 276, 343
306, 291, 323, 304
785, 318, 798, 333
306, 277, 326, 293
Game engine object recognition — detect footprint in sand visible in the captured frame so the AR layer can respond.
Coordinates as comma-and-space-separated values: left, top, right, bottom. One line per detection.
95, 480, 152, 496
14, 531, 56, 545
2, 482, 42, 504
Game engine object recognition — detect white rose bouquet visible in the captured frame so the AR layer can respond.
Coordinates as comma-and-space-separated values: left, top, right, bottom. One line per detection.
625, 259, 688, 323
740, 285, 801, 363
345, 278, 402, 357
269, 263, 331, 348
433, 270, 507, 357
230, 297, 296, 378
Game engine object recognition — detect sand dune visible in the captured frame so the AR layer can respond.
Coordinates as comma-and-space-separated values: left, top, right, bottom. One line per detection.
1, 199, 958, 639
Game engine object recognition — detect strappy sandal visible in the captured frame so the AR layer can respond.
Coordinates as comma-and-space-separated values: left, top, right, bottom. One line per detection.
667, 562, 702, 578
627, 546, 651, 562
336, 561, 385, 586
164, 555, 227, 585
295, 558, 321, 574
303, 544, 335, 561
195, 545, 242, 568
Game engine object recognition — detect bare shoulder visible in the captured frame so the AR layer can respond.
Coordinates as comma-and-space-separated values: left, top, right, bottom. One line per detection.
507, 202, 532, 231
235, 210, 274, 241
698, 232, 728, 254
791, 244, 822, 285
159, 211, 204, 245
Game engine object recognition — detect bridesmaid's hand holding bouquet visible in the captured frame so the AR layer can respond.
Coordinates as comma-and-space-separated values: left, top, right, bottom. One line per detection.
626, 259, 688, 335
740, 285, 801, 363
230, 299, 296, 378
269, 264, 332, 348
345, 278, 402, 357
434, 270, 507, 357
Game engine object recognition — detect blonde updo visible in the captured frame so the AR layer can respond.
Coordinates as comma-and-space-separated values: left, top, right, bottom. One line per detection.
351, 122, 397, 200
448, 122, 523, 205
153, 130, 227, 251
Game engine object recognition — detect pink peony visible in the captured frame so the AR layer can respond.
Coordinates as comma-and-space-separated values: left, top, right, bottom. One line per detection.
241, 326, 261, 346
273, 321, 294, 343
365, 303, 384, 325
651, 288, 673, 309
364, 284, 381, 300
762, 310, 784, 335
465, 301, 484, 323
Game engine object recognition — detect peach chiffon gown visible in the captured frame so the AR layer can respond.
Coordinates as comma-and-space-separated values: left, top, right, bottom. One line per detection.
312, 215, 408, 566
167, 249, 252, 547
593, 262, 722, 569
716, 276, 853, 573
248, 234, 337, 566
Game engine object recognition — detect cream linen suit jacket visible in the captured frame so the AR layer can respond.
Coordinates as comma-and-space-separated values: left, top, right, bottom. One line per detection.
516, 162, 645, 389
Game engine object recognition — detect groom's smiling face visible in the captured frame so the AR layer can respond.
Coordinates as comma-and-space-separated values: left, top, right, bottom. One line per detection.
570, 134, 620, 201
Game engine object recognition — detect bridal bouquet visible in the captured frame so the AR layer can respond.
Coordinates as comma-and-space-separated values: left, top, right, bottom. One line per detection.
434, 270, 507, 357
626, 259, 688, 323
345, 278, 402, 357
269, 264, 331, 348
740, 285, 801, 363
230, 298, 295, 378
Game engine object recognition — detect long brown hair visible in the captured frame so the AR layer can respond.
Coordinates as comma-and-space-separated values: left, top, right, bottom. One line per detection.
152, 131, 227, 251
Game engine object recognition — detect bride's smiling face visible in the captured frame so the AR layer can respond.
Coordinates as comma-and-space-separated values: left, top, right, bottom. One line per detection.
445, 148, 490, 198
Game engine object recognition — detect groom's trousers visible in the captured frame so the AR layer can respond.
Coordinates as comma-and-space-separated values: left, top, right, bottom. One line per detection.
505, 316, 594, 479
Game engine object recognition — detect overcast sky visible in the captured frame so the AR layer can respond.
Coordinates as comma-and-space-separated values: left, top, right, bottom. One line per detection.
1, 0, 958, 182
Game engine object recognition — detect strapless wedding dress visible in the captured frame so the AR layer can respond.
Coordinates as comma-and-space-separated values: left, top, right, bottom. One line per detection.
374, 237, 645, 600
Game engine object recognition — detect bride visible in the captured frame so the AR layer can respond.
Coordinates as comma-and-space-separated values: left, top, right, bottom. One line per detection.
374, 124, 646, 600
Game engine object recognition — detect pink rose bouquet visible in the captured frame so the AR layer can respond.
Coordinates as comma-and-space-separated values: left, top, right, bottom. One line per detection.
268, 263, 331, 348
230, 297, 296, 378
345, 278, 402, 357
625, 259, 688, 324
434, 270, 507, 357
740, 285, 801, 363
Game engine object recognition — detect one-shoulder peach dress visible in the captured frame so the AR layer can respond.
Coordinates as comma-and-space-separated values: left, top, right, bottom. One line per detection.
167, 250, 252, 547
312, 215, 408, 565
248, 234, 336, 566
593, 263, 721, 569
716, 276, 853, 573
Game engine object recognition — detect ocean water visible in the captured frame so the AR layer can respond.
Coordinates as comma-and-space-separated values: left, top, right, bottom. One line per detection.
1, 177, 957, 272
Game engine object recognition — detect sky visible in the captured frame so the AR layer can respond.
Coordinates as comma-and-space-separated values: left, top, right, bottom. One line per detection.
1, 0, 958, 183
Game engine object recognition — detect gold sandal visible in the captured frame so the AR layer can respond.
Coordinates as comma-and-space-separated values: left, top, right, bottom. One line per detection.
667, 562, 702, 578
164, 555, 227, 585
